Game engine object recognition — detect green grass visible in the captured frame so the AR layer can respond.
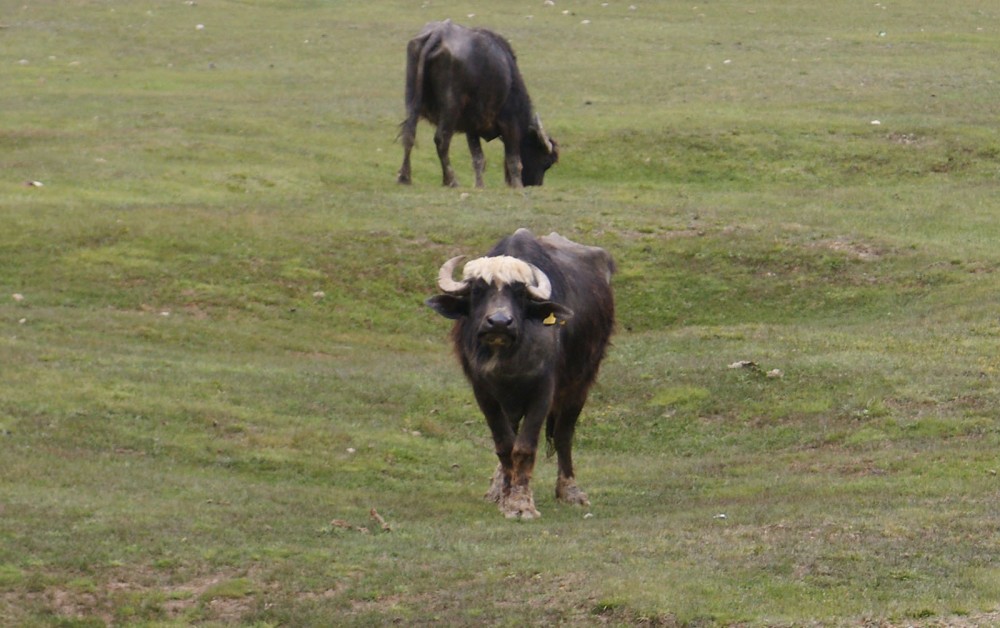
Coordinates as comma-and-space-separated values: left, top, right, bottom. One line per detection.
3, 0, 1000, 625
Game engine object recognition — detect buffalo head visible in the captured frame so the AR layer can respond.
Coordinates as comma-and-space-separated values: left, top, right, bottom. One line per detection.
427, 254, 573, 350
519, 114, 559, 187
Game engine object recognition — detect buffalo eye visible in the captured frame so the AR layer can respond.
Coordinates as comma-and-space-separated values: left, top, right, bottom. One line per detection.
471, 280, 490, 300
506, 284, 532, 308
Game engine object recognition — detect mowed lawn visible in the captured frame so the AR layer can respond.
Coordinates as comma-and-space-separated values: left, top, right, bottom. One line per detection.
2, 1, 999, 625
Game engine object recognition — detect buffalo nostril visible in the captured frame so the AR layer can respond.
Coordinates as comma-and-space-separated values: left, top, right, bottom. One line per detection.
487, 313, 513, 328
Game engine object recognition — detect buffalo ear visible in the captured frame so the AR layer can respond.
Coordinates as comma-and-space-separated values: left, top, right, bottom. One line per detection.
527, 300, 574, 323
426, 294, 469, 320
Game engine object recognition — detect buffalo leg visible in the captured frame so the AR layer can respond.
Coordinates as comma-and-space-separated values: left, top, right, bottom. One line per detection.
397, 118, 417, 184
551, 399, 590, 506
504, 382, 554, 519
434, 125, 459, 187
485, 462, 505, 504
474, 383, 550, 519
501, 137, 524, 189
467, 134, 486, 188
473, 387, 515, 504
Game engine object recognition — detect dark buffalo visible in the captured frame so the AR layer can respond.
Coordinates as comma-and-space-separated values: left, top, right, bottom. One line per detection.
427, 229, 615, 519
397, 20, 559, 188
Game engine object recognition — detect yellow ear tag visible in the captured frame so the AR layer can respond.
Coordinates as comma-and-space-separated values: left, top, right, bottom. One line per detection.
543, 313, 557, 326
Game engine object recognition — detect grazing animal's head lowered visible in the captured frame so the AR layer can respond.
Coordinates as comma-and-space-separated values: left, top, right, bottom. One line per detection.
426, 229, 615, 520
519, 115, 560, 187
396, 21, 559, 188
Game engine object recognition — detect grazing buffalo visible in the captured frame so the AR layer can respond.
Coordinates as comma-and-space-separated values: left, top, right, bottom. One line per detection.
397, 20, 559, 188
427, 229, 615, 519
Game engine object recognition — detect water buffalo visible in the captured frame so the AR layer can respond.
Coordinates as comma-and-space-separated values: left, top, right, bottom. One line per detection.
427, 229, 615, 519
397, 20, 559, 188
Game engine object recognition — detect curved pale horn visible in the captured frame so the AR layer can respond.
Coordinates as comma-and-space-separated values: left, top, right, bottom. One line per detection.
526, 263, 552, 300
437, 255, 469, 294
533, 113, 554, 154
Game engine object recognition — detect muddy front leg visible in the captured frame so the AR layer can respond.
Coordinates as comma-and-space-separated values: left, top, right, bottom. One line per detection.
473, 386, 518, 514
486, 459, 540, 520
502, 381, 555, 519
485, 463, 505, 504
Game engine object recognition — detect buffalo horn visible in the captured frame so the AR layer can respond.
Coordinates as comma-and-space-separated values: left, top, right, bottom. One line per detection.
526, 263, 552, 301
437, 255, 469, 294
533, 113, 554, 154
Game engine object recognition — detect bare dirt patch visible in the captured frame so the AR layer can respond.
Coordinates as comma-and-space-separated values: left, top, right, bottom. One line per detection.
11, 570, 260, 625
820, 237, 885, 261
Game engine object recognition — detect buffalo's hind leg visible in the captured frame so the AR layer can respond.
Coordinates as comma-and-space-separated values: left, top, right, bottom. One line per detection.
397, 118, 417, 184
434, 124, 460, 187
551, 401, 590, 507
467, 134, 486, 188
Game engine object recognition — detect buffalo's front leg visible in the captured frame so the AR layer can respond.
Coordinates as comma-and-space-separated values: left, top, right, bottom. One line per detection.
502, 381, 554, 519
501, 134, 524, 188
485, 462, 505, 504
474, 387, 517, 511
505, 449, 540, 519
474, 383, 550, 519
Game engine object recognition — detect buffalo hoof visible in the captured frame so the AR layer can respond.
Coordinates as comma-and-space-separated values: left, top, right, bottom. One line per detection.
502, 485, 540, 520
396, 172, 412, 185
555, 475, 591, 507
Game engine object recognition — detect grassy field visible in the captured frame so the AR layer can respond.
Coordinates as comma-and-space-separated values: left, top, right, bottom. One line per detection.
2, 0, 999, 625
